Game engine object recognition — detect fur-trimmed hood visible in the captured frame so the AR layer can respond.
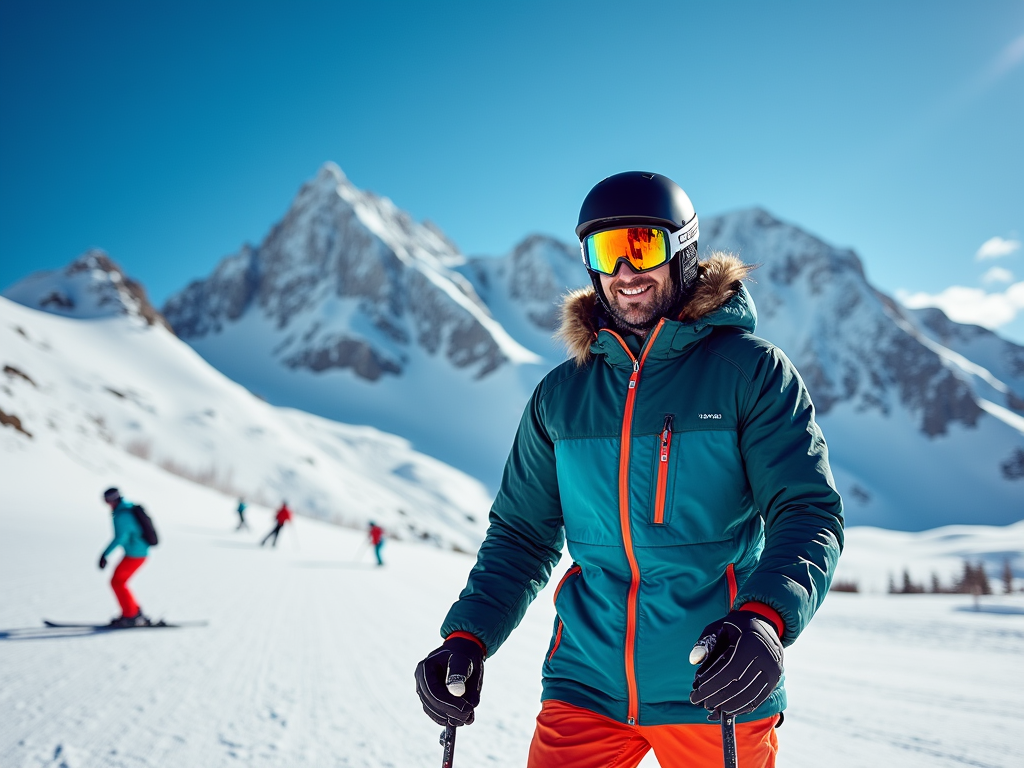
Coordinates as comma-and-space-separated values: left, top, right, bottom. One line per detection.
556, 253, 756, 365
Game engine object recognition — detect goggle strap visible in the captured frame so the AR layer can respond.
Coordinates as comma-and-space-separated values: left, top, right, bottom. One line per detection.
672, 215, 699, 252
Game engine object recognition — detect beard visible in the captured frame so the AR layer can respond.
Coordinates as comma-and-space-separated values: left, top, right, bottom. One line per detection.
604, 276, 678, 336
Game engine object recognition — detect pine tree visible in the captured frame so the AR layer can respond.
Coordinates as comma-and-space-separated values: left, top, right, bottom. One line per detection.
976, 561, 992, 595
1002, 558, 1014, 594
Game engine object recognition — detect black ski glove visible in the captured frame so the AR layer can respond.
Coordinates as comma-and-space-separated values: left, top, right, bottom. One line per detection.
98, 554, 108, 570
689, 609, 784, 721
414, 636, 485, 727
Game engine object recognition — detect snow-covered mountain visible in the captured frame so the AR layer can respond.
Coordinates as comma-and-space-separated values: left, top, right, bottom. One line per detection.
443, 208, 1024, 530
4, 249, 172, 331
0, 258, 491, 552
162, 163, 545, 485
90, 163, 1021, 529
696, 210, 1023, 529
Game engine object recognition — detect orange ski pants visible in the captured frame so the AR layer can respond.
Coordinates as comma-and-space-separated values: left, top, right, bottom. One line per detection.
111, 556, 146, 618
527, 700, 779, 768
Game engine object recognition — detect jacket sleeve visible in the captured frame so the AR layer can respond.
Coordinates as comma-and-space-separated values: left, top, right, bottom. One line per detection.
440, 381, 565, 656
102, 514, 131, 558
733, 345, 844, 647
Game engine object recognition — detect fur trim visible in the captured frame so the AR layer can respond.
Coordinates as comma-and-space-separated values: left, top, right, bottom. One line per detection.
556, 252, 754, 366
676, 252, 754, 323
556, 287, 603, 367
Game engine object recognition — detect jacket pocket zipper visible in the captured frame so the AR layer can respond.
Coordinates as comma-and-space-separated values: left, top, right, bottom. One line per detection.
548, 564, 582, 662
726, 563, 738, 609
653, 415, 674, 524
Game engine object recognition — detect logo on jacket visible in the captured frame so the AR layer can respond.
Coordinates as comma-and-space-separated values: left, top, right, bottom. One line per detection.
698, 413, 723, 420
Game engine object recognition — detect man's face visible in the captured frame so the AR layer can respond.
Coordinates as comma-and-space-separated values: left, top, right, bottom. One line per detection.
598, 261, 676, 336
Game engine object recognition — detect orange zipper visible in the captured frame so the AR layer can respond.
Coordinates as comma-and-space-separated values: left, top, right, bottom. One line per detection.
552, 564, 582, 605
548, 564, 582, 662
605, 319, 665, 725
726, 563, 738, 608
548, 620, 565, 661
653, 415, 674, 524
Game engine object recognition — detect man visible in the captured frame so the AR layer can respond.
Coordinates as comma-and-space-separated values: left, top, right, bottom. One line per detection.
261, 501, 292, 547
99, 487, 152, 627
414, 172, 844, 767
367, 521, 386, 566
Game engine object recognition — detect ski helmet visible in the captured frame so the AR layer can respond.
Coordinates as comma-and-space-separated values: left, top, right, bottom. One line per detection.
103, 487, 121, 504
576, 171, 699, 313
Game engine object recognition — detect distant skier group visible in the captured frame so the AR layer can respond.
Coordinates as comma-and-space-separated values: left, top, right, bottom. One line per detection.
93, 489, 388, 628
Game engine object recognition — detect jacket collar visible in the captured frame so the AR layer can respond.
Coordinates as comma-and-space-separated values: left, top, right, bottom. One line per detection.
556, 253, 757, 366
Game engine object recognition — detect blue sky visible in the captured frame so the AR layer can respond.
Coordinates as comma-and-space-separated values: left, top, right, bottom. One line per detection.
2, 1, 1023, 342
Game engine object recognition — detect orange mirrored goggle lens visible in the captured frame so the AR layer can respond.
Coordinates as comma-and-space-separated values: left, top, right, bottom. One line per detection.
583, 227, 671, 275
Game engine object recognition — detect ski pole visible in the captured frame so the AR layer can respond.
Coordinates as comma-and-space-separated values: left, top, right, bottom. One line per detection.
352, 538, 369, 562
721, 711, 738, 768
440, 723, 457, 768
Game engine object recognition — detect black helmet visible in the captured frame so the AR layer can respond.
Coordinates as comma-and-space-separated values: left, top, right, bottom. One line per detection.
103, 487, 121, 503
576, 171, 699, 311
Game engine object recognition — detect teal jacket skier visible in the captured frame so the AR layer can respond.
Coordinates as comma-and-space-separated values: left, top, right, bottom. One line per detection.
415, 171, 844, 768
99, 487, 151, 626
102, 497, 151, 560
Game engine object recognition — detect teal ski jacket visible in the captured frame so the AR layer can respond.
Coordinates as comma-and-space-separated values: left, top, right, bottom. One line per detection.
441, 255, 844, 726
103, 499, 150, 559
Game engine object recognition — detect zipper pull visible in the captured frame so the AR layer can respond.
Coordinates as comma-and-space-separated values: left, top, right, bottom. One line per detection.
660, 415, 673, 462
628, 359, 640, 389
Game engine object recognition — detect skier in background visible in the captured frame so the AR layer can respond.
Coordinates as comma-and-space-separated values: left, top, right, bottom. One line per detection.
414, 172, 844, 767
99, 487, 151, 627
368, 521, 386, 566
261, 501, 292, 547
235, 497, 249, 531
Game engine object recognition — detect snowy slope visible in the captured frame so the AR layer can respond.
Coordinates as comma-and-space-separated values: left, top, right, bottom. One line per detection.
1, 438, 1023, 768
161, 163, 546, 485
0, 293, 490, 552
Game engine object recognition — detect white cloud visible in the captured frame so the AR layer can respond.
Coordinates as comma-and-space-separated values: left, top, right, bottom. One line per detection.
981, 266, 1014, 285
897, 282, 1024, 329
975, 236, 1021, 260
991, 32, 1024, 80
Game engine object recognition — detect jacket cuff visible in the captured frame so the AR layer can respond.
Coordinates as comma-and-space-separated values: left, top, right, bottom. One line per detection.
446, 631, 487, 654
738, 601, 785, 637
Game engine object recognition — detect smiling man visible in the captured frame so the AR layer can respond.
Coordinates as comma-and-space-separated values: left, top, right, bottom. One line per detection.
415, 172, 844, 767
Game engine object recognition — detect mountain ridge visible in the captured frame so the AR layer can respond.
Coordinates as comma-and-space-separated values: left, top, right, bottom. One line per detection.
5, 163, 1022, 530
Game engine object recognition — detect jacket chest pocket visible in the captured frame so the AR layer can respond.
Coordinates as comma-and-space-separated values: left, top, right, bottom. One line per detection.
651, 415, 675, 525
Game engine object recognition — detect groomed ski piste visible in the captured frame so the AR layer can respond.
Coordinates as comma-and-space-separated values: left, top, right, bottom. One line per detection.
2, 439, 1023, 768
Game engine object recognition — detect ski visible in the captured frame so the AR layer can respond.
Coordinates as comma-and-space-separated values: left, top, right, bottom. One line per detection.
43, 620, 208, 629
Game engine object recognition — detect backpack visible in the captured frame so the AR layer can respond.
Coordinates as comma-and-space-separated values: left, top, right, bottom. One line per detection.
132, 504, 159, 546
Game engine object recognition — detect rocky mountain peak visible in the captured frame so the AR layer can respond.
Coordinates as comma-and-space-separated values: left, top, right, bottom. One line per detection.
163, 165, 537, 384
2, 249, 172, 331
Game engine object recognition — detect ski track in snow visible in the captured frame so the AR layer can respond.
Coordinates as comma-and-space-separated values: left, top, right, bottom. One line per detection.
1, 449, 1023, 766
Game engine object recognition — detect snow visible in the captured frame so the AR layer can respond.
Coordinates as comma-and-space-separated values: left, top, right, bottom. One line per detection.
2, 433, 1023, 767
0, 297, 491, 551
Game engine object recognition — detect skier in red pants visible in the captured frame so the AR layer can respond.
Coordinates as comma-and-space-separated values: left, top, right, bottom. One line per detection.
99, 487, 152, 627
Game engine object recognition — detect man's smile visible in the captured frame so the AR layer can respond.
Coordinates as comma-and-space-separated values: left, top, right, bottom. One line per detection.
618, 285, 651, 296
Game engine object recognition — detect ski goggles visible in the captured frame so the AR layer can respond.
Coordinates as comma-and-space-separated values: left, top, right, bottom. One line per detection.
581, 216, 699, 275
